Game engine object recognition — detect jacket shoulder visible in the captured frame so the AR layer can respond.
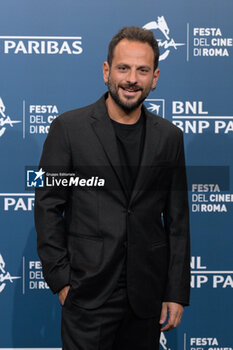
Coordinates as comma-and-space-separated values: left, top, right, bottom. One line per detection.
146, 108, 183, 138
55, 100, 96, 126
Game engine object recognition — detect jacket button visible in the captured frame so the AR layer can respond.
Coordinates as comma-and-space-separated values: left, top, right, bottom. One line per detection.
123, 241, 128, 248
127, 209, 132, 214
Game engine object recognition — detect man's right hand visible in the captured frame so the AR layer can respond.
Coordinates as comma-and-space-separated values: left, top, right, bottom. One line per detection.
58, 285, 70, 306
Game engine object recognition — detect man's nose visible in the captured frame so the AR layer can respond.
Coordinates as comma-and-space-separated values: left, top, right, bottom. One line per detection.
126, 69, 137, 84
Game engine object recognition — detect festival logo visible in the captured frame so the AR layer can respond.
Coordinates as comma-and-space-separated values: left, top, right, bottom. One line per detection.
189, 335, 232, 350
0, 253, 21, 293
160, 332, 172, 350
26, 103, 58, 135
192, 27, 232, 57
0, 97, 21, 137
143, 16, 185, 61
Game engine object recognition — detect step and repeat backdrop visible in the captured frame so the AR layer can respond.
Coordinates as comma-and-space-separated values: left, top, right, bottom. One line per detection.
0, 0, 232, 349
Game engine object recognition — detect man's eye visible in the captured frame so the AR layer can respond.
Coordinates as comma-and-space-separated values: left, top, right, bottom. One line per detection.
118, 66, 127, 71
140, 68, 149, 73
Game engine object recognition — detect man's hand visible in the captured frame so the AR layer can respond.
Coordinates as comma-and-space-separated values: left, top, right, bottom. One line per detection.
58, 285, 70, 306
159, 302, 184, 331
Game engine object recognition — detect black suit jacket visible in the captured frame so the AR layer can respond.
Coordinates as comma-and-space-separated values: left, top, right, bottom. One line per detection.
34, 93, 190, 319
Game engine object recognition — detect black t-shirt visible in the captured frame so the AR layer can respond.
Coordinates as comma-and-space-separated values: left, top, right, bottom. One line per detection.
110, 112, 145, 196
110, 112, 146, 287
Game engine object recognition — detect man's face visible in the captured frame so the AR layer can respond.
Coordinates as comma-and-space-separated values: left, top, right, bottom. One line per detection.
103, 39, 159, 113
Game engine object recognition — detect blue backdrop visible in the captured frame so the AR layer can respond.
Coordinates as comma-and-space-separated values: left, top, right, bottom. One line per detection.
0, 1, 232, 349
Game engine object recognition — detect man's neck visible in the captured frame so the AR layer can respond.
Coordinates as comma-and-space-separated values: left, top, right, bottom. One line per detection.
105, 93, 142, 125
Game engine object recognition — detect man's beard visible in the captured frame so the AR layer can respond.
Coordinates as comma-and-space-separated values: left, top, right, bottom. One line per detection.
107, 76, 152, 113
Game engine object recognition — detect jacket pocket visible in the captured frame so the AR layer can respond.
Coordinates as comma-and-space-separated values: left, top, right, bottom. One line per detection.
150, 240, 167, 249
68, 234, 104, 272
62, 286, 72, 308
69, 232, 103, 241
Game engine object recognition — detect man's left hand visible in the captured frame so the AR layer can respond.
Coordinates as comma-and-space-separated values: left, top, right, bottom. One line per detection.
159, 302, 184, 331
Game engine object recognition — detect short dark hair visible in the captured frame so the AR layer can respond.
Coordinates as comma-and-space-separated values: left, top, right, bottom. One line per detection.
107, 26, 160, 71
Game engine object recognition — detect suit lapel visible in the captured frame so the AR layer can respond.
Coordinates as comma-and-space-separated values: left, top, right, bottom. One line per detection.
129, 106, 161, 206
90, 95, 129, 199
90, 95, 161, 204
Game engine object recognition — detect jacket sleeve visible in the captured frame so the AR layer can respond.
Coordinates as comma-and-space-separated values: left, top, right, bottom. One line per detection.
34, 116, 72, 294
163, 130, 190, 306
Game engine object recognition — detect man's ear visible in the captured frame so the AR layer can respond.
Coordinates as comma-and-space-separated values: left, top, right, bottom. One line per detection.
151, 68, 160, 90
103, 61, 110, 84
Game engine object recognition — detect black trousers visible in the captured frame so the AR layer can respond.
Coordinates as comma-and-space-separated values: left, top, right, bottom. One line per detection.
61, 284, 161, 350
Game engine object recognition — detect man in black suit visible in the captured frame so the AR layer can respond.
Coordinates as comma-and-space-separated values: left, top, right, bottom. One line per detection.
35, 26, 190, 350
